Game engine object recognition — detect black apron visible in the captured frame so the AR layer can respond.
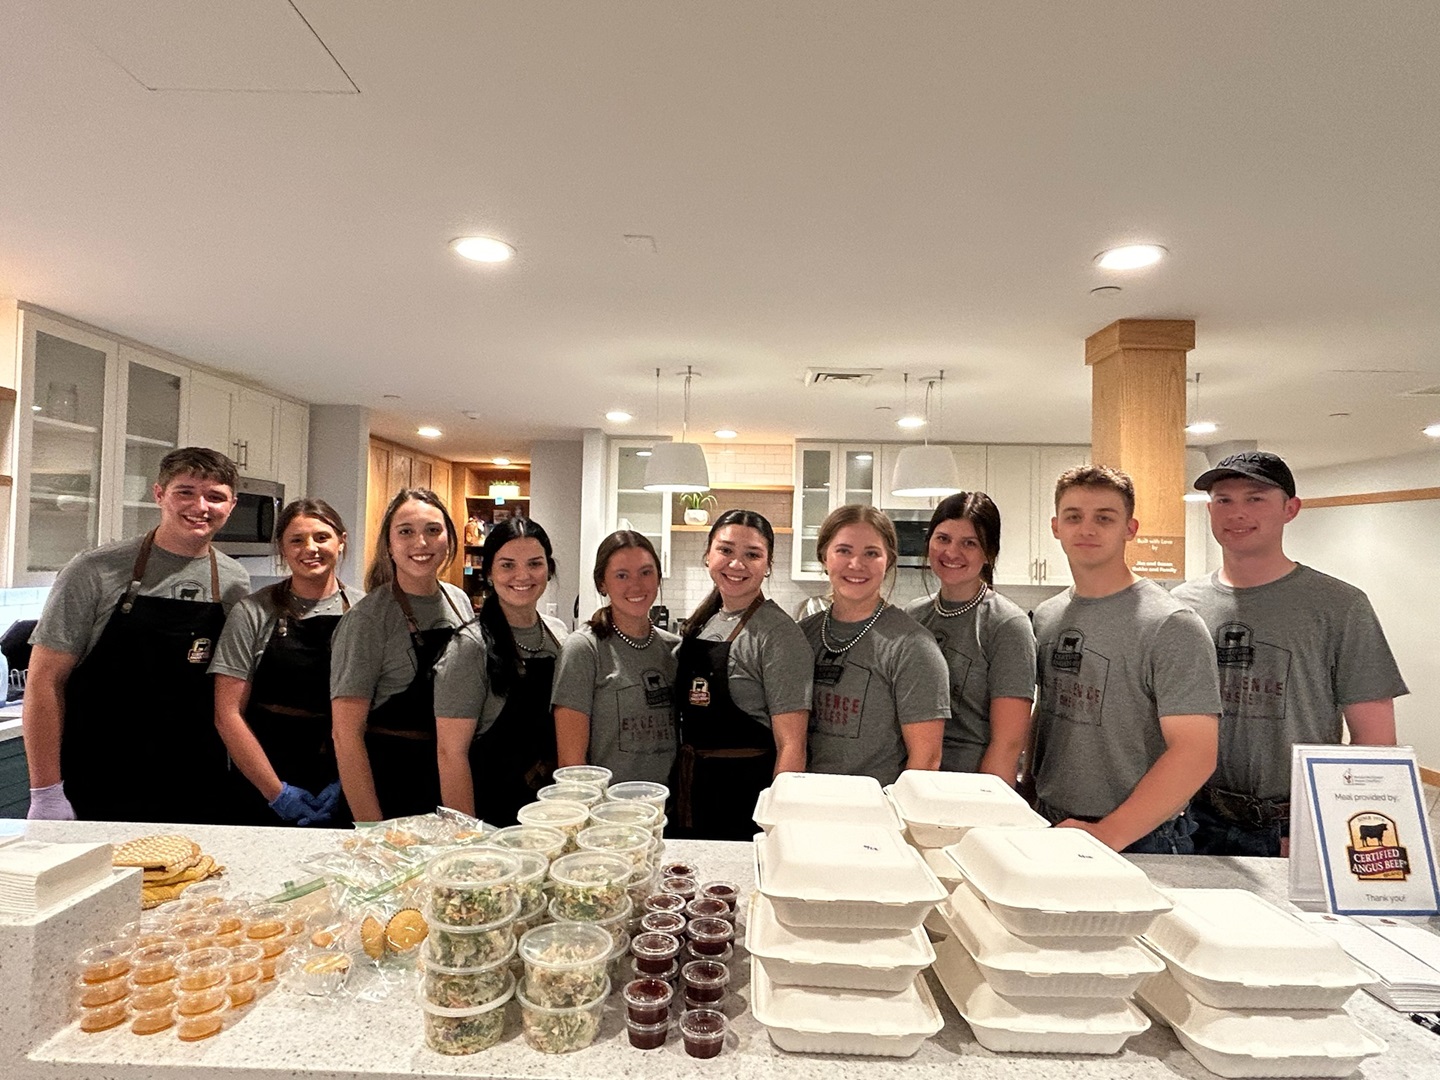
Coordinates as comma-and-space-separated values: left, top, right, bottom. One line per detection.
468, 622, 561, 828
363, 581, 465, 819
62, 531, 233, 824
231, 583, 352, 826
673, 597, 774, 840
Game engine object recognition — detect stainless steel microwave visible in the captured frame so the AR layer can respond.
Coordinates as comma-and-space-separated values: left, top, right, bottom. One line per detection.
883, 509, 930, 569
213, 477, 284, 556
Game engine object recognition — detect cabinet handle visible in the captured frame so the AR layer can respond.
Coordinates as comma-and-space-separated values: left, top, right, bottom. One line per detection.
1039, 558, 1046, 583
1030, 558, 1038, 583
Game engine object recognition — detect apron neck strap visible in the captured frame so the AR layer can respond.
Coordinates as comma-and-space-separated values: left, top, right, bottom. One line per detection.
723, 595, 766, 643
122, 530, 219, 614
392, 579, 466, 646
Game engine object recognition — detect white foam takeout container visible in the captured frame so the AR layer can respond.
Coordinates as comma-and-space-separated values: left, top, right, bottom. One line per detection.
941, 880, 1163, 999
887, 770, 1050, 848
948, 827, 1172, 938
753, 772, 902, 834
917, 845, 965, 888
931, 936, 1150, 1055
755, 822, 948, 930
1141, 888, 1374, 1011
747, 892, 937, 992
749, 954, 943, 1057
1137, 968, 1386, 1079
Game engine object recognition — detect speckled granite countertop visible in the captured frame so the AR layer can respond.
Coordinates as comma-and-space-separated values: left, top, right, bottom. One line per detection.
9, 821, 1439, 1080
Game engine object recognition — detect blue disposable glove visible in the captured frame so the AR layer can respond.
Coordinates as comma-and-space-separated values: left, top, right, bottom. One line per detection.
268, 783, 325, 825
312, 781, 344, 822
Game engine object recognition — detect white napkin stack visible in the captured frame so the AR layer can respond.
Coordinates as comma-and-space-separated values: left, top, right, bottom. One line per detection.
0, 840, 113, 915
1303, 912, 1440, 1011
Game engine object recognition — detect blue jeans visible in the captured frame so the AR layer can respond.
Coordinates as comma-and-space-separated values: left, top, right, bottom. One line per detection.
1036, 800, 1197, 855
1189, 798, 1283, 858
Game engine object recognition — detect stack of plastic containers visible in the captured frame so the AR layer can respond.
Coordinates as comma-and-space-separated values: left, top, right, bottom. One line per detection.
883, 771, 1049, 938
934, 826, 1166, 1054
418, 849, 522, 1055
516, 922, 612, 1053
546, 850, 635, 980
748, 776, 947, 1058
1136, 888, 1385, 1077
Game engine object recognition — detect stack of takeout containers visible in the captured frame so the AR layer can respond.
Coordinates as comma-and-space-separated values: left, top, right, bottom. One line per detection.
1135, 888, 1385, 1077
883, 771, 1049, 938
748, 774, 946, 1057
935, 827, 1166, 1054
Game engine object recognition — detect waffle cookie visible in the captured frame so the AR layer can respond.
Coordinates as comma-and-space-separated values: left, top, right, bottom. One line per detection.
113, 834, 201, 875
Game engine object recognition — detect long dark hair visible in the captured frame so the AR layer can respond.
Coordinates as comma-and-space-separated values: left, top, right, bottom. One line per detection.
364, 488, 458, 592
925, 491, 1001, 586
682, 509, 775, 640
478, 518, 556, 697
587, 530, 662, 639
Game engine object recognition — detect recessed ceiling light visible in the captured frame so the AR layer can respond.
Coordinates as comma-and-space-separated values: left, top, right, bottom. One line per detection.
1424, 423, 1440, 438
714, 429, 738, 439
1183, 492, 1211, 503
605, 410, 633, 423
417, 426, 442, 439
492, 457, 511, 466
1185, 421, 1219, 435
451, 236, 516, 263
1095, 244, 1167, 270
896, 415, 927, 430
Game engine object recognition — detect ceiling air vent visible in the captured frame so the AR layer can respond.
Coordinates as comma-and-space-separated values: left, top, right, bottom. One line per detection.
805, 367, 882, 387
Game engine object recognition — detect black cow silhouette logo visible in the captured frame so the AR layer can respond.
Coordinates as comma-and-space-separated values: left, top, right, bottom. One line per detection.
1215, 622, 1255, 667
1051, 630, 1084, 673
1357, 822, 1388, 847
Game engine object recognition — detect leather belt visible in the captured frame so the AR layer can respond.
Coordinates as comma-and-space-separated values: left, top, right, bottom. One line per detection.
366, 726, 436, 742
1197, 785, 1289, 829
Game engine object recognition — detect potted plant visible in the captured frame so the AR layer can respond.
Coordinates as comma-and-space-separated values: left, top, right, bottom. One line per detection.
681, 492, 718, 526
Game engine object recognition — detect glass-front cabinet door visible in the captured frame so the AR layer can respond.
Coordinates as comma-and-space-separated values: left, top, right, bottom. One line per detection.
792, 445, 834, 579
609, 440, 673, 577
113, 346, 183, 541
17, 319, 118, 579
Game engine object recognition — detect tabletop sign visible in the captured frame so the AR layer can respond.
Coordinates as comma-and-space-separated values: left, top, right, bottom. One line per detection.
1288, 744, 1440, 916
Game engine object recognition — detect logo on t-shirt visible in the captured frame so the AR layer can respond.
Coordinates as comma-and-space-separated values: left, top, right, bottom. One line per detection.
1051, 630, 1085, 673
1216, 622, 1256, 666
642, 670, 670, 708
172, 578, 208, 601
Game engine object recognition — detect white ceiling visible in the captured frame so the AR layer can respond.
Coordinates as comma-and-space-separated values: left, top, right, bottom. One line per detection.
2, 1, 1439, 470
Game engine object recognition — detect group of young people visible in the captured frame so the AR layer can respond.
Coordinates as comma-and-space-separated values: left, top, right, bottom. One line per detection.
21, 445, 1405, 860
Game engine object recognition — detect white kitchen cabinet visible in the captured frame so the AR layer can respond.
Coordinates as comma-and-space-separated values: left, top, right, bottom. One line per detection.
607, 439, 673, 577
186, 371, 284, 481
275, 399, 310, 501
790, 442, 883, 580
112, 345, 185, 543
983, 443, 1089, 586
878, 443, 989, 510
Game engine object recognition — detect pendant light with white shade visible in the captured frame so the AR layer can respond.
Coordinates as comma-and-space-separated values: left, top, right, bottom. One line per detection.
890, 371, 962, 497
643, 365, 711, 492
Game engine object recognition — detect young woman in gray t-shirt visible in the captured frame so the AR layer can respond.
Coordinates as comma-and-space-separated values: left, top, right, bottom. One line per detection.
904, 492, 1036, 782
552, 531, 679, 787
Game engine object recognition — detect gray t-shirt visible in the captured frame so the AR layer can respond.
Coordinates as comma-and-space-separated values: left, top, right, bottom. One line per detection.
208, 583, 363, 681
800, 604, 951, 786
1172, 565, 1408, 800
550, 623, 680, 786
1033, 579, 1221, 820
433, 614, 569, 732
694, 599, 813, 728
31, 534, 251, 663
329, 582, 472, 708
905, 590, 1038, 773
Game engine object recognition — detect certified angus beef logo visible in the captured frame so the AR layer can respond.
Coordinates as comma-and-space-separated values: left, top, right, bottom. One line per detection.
642, 670, 670, 707
1051, 630, 1084, 673
1345, 813, 1411, 881
1216, 622, 1255, 667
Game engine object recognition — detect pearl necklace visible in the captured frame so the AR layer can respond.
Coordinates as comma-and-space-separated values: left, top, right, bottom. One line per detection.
820, 600, 886, 655
933, 583, 989, 619
611, 621, 655, 651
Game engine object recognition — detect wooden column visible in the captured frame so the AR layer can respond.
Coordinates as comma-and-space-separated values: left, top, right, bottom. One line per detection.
1085, 319, 1195, 580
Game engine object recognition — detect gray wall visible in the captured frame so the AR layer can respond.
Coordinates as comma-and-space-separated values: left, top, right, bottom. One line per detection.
305, 405, 370, 586
528, 439, 584, 630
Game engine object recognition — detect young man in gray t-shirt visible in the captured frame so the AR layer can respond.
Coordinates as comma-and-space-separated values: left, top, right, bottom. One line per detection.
1174, 450, 1408, 858
1030, 465, 1220, 854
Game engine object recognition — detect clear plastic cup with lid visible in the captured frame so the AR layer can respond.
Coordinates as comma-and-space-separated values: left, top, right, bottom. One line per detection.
699, 880, 739, 916
548, 851, 633, 921
175, 947, 231, 992
588, 799, 660, 833
77, 940, 133, 984
682, 958, 730, 1005
420, 972, 514, 1054
630, 931, 681, 975
686, 897, 729, 923
518, 922, 612, 1010
659, 876, 698, 901
687, 916, 735, 956
680, 1007, 727, 1058
552, 764, 613, 790
516, 799, 591, 845
129, 941, 186, 986
605, 780, 669, 812
243, 904, 290, 943
74, 974, 129, 1010
548, 892, 632, 941
660, 861, 698, 880
516, 975, 609, 1053
422, 938, 516, 1009
426, 849, 521, 927
575, 823, 652, 868
643, 892, 687, 917
488, 824, 566, 862
536, 781, 604, 808
77, 997, 129, 1032
640, 910, 686, 936
423, 893, 520, 968
127, 983, 177, 1035
622, 975, 674, 1024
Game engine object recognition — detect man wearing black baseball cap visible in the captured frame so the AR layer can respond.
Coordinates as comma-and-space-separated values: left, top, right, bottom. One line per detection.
1173, 450, 1408, 857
